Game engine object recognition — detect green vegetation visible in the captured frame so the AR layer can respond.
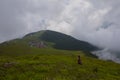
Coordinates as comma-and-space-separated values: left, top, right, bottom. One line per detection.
0, 45, 120, 80
0, 30, 120, 80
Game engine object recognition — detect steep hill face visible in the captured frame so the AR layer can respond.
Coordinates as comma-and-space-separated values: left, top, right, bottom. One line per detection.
23, 30, 98, 51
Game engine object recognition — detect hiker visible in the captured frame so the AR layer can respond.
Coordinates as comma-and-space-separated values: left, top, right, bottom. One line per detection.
93, 67, 98, 73
78, 55, 82, 65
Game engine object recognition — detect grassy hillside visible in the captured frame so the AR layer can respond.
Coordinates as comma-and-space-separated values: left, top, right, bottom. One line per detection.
0, 43, 120, 80
0, 30, 120, 80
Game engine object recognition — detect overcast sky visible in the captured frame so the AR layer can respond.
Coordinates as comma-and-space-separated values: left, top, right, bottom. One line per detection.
0, 0, 120, 52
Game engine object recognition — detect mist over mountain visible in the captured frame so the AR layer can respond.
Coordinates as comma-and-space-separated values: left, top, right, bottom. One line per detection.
92, 49, 120, 63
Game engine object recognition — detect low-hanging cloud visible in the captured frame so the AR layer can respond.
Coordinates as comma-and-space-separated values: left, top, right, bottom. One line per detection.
0, 0, 120, 62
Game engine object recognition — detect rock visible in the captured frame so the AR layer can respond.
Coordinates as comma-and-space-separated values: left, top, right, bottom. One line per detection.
3, 62, 17, 68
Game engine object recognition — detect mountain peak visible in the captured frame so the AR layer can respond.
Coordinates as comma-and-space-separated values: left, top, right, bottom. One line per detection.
23, 30, 98, 51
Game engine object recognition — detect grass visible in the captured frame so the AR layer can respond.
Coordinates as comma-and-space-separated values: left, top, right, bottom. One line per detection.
0, 43, 120, 80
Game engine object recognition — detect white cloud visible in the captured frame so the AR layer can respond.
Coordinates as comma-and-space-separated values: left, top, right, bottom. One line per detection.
92, 48, 120, 63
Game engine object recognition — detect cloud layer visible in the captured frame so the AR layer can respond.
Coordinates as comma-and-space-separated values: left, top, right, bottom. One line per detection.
0, 0, 120, 61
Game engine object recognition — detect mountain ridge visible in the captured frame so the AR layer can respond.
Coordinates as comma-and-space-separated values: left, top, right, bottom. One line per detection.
0, 30, 98, 52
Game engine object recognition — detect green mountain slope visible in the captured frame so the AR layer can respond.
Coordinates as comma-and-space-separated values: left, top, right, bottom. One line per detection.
1, 30, 98, 52
23, 30, 98, 51
0, 30, 98, 58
